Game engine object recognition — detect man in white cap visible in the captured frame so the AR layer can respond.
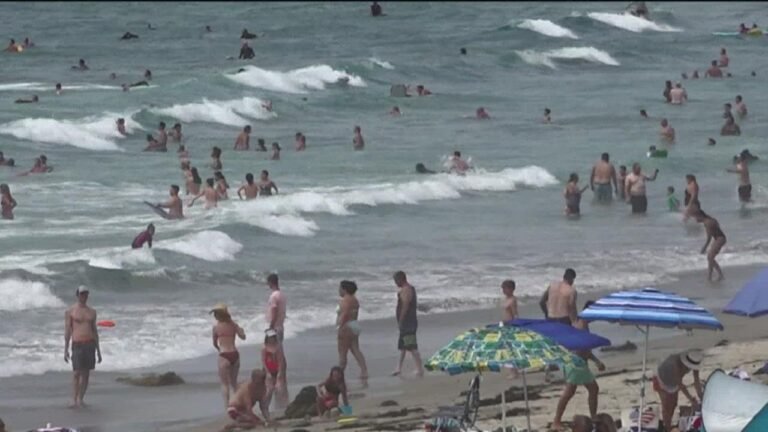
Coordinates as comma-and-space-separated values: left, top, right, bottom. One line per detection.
64, 286, 102, 408
652, 349, 704, 431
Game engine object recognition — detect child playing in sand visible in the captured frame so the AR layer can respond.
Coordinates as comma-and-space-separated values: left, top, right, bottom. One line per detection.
667, 186, 680, 212
316, 366, 349, 417
222, 369, 271, 432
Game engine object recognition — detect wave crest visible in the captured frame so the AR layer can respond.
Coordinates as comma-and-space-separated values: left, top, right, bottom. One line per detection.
225, 64, 366, 94
587, 12, 682, 33
516, 47, 620, 69
0, 279, 64, 311
151, 97, 275, 127
517, 19, 579, 39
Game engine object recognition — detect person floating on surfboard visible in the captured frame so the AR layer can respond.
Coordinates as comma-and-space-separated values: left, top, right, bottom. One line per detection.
131, 223, 155, 249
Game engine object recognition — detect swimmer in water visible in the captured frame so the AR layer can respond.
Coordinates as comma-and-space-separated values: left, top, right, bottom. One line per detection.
169, 123, 183, 143
543, 108, 552, 123
294, 132, 306, 152
416, 85, 432, 96
211, 146, 223, 170
257, 170, 278, 196
241, 29, 257, 39
143, 134, 166, 152
120, 32, 139, 40
109, 72, 117, 80
669, 83, 687, 105
371, 1, 384, 17
39, 155, 53, 172
237, 173, 259, 200
156, 123, 168, 148
5, 39, 18, 52
144, 69, 152, 81
719, 48, 729, 68
234, 126, 251, 151
214, 171, 230, 200
640, 109, 648, 119
14, 95, 39, 104
460, 47, 467, 55
1, 183, 18, 220
255, 138, 267, 152
448, 151, 470, 175
206, 25, 212, 32
239, 42, 255, 60
116, 118, 127, 136
727, 153, 752, 204
705, 60, 723, 78
178, 145, 190, 163
739, 23, 749, 34
270, 142, 281, 160
564, 173, 589, 217
667, 186, 680, 212
131, 223, 155, 249
692, 70, 699, 79
189, 178, 218, 209
55, 83, 63, 95
156, 185, 184, 219
663, 80, 672, 103
389, 106, 401, 116
708, 138, 716, 146
186, 167, 201, 195
475, 107, 490, 120
72, 59, 89, 71
720, 116, 741, 136
261, 100, 272, 112
415, 163, 435, 174
353, 126, 365, 150
660, 118, 675, 143
734, 95, 747, 118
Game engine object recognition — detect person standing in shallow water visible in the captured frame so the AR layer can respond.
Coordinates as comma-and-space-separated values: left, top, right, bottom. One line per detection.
625, 163, 658, 214
0, 183, 17, 220
694, 210, 726, 281
392, 271, 424, 377
564, 173, 589, 217
210, 304, 246, 408
64, 286, 102, 408
590, 153, 618, 203
353, 126, 365, 150
337, 280, 368, 383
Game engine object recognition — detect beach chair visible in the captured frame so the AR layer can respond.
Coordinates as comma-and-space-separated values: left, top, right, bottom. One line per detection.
434, 373, 481, 431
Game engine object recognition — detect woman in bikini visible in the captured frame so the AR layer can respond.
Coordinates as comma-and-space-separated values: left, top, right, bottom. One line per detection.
683, 174, 701, 221
337, 280, 368, 384
187, 167, 202, 196
316, 366, 349, 417
261, 329, 287, 409
694, 210, 726, 281
1, 183, 18, 220
214, 171, 230, 200
211, 304, 246, 408
210, 146, 223, 170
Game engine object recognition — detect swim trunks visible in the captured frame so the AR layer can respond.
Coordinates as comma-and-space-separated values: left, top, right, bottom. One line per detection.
547, 316, 573, 326
71, 341, 96, 371
398, 331, 418, 351
738, 184, 752, 202
630, 195, 647, 214
564, 363, 595, 386
595, 183, 613, 202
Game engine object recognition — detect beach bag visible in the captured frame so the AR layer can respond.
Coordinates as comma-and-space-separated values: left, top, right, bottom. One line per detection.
621, 405, 660, 432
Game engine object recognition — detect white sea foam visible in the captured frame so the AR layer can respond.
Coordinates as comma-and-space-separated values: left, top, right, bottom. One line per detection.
151, 97, 276, 127
517, 19, 579, 39
0, 111, 141, 151
516, 47, 620, 69
587, 12, 683, 33
367, 57, 395, 69
0, 82, 122, 92
225, 64, 366, 94
88, 248, 156, 270
0, 279, 65, 311
155, 230, 244, 262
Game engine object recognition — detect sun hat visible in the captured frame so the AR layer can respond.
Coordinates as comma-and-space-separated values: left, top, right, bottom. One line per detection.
209, 303, 229, 314
680, 349, 703, 370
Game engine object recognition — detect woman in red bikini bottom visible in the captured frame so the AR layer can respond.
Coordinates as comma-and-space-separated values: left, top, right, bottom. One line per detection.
211, 303, 246, 408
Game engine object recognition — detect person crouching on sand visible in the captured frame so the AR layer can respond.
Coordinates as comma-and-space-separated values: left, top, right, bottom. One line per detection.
262, 329, 287, 409
222, 369, 271, 432
653, 349, 704, 432
316, 366, 349, 418
211, 304, 246, 408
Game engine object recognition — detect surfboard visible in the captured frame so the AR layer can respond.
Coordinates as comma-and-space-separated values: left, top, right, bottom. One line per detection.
143, 201, 171, 220
712, 32, 741, 37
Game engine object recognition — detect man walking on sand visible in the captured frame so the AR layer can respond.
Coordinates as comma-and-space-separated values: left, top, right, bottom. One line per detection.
539, 268, 578, 326
64, 286, 102, 408
265, 273, 288, 406
392, 271, 424, 377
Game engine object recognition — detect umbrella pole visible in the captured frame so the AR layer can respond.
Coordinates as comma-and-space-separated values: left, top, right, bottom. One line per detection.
523, 369, 531, 432
639, 325, 650, 431
501, 382, 506, 430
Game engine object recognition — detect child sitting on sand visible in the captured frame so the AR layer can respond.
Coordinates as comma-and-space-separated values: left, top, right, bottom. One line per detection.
667, 186, 681, 212
316, 366, 349, 417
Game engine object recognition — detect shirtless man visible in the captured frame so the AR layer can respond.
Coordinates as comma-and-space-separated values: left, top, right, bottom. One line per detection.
237, 173, 259, 200
660, 118, 675, 143
156, 122, 168, 148
625, 163, 659, 214
257, 171, 278, 196
475, 107, 490, 120
64, 286, 102, 408
116, 118, 127, 136
538, 268, 578, 326
189, 178, 219, 209
156, 185, 184, 219
734, 95, 748, 118
501, 280, 518, 322
234, 126, 251, 151
721, 116, 741, 136
705, 60, 723, 78
727, 154, 752, 204
222, 369, 271, 432
590, 153, 618, 203
353, 126, 365, 151
669, 83, 687, 105
448, 151, 470, 175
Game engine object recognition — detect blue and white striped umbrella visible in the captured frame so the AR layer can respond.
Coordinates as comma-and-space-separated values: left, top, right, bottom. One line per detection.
579, 287, 723, 330
579, 287, 722, 423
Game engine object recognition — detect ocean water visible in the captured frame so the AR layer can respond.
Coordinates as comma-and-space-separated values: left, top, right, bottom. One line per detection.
2, 2, 768, 378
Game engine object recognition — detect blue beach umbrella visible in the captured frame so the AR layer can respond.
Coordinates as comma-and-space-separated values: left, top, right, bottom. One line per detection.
579, 287, 723, 427
724, 268, 768, 318
494, 318, 612, 352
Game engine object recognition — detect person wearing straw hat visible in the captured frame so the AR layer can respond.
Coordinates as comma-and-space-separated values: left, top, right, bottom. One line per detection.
652, 349, 705, 431
210, 303, 246, 408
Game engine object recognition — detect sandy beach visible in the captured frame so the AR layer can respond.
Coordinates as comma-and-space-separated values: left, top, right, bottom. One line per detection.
3, 263, 766, 432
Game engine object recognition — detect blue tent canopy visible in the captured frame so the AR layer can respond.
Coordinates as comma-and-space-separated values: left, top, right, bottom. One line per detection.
724, 268, 768, 318
489, 318, 611, 352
